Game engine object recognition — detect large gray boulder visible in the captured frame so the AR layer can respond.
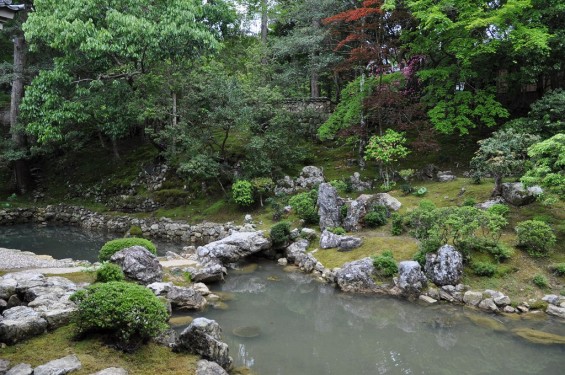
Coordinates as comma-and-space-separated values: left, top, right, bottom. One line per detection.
374, 193, 401, 212
285, 240, 309, 264
343, 195, 376, 231
196, 231, 270, 264
185, 262, 227, 283
0, 278, 17, 300
0, 306, 48, 345
424, 245, 463, 286
6, 363, 33, 375
335, 258, 383, 294
501, 182, 543, 206
295, 166, 324, 190
317, 183, 342, 231
33, 355, 81, 375
174, 318, 232, 370
320, 230, 362, 251
167, 285, 207, 311
196, 360, 229, 375
396, 261, 427, 297
110, 246, 163, 285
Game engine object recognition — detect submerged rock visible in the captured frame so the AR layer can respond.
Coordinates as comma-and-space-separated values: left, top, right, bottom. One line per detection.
110, 246, 163, 285
232, 325, 261, 338
424, 245, 463, 286
512, 328, 565, 345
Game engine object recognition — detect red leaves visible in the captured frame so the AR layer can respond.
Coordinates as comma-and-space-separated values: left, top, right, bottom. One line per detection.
323, 0, 383, 25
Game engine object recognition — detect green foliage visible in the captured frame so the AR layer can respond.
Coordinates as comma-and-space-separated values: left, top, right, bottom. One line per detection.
340, 205, 348, 220
413, 236, 442, 266
532, 274, 549, 289
365, 129, 410, 189
550, 263, 565, 277
99, 238, 157, 262
289, 189, 319, 224
153, 189, 191, 207
373, 250, 398, 278
505, 89, 565, 138
391, 213, 403, 236
462, 198, 477, 207
270, 221, 291, 247
521, 133, 565, 199
329, 179, 348, 193
128, 226, 143, 237
95, 263, 125, 283
515, 220, 557, 257
487, 204, 510, 218
472, 261, 497, 277
70, 282, 168, 350
251, 177, 274, 206
328, 227, 346, 235
183, 271, 192, 284
232, 180, 254, 207
364, 205, 388, 228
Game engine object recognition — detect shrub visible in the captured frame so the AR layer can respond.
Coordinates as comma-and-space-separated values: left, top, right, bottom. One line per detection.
550, 263, 565, 277
152, 189, 190, 207
329, 179, 348, 192
532, 274, 549, 289
515, 220, 557, 257
270, 221, 291, 247
232, 180, 254, 207
391, 213, 403, 236
70, 282, 169, 351
128, 225, 143, 237
413, 236, 442, 266
463, 198, 477, 207
99, 238, 157, 262
458, 237, 514, 263
472, 261, 497, 277
328, 226, 346, 235
364, 205, 388, 228
289, 190, 319, 224
487, 203, 510, 218
95, 263, 125, 283
340, 204, 348, 220
372, 250, 398, 277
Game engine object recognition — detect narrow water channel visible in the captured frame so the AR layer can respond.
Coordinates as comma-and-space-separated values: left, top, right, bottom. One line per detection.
185, 261, 564, 375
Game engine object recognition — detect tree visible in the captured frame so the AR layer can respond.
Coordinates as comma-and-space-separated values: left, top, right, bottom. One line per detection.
470, 129, 540, 196
406, 0, 552, 134
364, 128, 410, 189
521, 133, 565, 199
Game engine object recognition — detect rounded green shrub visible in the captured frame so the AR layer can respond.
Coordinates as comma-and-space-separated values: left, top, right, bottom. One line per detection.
391, 213, 403, 236
373, 250, 398, 277
472, 261, 497, 277
515, 220, 556, 257
364, 205, 388, 228
270, 221, 291, 247
289, 190, 319, 224
532, 274, 549, 289
462, 197, 477, 207
70, 281, 169, 350
128, 225, 143, 237
328, 226, 346, 235
99, 238, 157, 262
232, 180, 254, 207
487, 203, 510, 218
95, 262, 125, 283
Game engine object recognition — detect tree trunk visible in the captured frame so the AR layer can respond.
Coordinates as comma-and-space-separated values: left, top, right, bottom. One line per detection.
10, 21, 33, 194
260, 0, 268, 64
310, 70, 320, 98
111, 138, 121, 160
492, 175, 503, 197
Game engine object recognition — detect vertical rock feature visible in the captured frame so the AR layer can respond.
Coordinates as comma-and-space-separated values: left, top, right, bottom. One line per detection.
395, 261, 427, 297
317, 183, 342, 231
424, 245, 463, 286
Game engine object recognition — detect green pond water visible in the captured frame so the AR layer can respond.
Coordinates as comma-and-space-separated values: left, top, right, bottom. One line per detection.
180, 261, 565, 375
0, 224, 175, 262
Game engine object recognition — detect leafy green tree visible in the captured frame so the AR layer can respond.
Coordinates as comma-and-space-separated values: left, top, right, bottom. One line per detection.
232, 179, 254, 207
251, 177, 274, 207
364, 129, 410, 189
521, 133, 565, 199
470, 129, 540, 196
505, 89, 565, 138
407, 0, 551, 134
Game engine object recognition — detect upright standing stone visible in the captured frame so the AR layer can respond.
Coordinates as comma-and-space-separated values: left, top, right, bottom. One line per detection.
317, 183, 342, 231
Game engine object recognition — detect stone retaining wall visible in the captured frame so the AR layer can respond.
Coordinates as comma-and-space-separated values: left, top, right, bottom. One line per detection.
0, 205, 235, 246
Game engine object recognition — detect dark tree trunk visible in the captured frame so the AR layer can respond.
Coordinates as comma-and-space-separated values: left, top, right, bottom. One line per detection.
260, 0, 268, 45
10, 20, 33, 194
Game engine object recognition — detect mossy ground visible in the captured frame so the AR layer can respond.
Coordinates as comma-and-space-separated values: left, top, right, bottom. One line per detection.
0, 325, 199, 375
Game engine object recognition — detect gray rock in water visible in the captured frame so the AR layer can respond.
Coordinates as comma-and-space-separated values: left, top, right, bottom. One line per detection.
196, 231, 271, 264
110, 246, 163, 285
147, 282, 173, 297
167, 285, 207, 311
317, 183, 342, 231
185, 262, 227, 283
196, 360, 228, 375
546, 304, 565, 319
463, 291, 483, 306
396, 261, 427, 296
478, 298, 499, 312
174, 318, 232, 370
285, 240, 309, 264
0, 306, 48, 345
33, 355, 81, 375
424, 245, 463, 286
335, 258, 383, 294
89, 368, 128, 375
6, 363, 33, 375
501, 182, 543, 206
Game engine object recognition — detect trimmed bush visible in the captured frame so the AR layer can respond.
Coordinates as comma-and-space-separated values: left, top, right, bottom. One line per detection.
70, 281, 169, 351
487, 203, 510, 218
232, 180, 254, 207
270, 221, 291, 247
515, 220, 556, 257
472, 261, 497, 277
532, 274, 549, 289
462, 197, 477, 207
372, 250, 398, 277
391, 213, 403, 236
99, 238, 157, 262
364, 205, 388, 228
95, 262, 125, 283
328, 226, 346, 235
289, 190, 319, 224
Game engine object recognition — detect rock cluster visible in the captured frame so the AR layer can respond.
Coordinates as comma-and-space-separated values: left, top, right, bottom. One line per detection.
274, 166, 325, 196
0, 272, 78, 345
